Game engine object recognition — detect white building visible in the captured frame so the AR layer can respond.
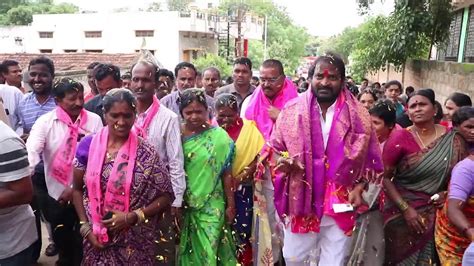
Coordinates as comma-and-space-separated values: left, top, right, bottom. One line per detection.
0, 9, 264, 69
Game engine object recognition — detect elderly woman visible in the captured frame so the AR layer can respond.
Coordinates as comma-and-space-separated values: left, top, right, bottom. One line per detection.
71, 88, 174, 264
214, 93, 265, 265
178, 89, 237, 265
382, 89, 467, 265
435, 106, 474, 265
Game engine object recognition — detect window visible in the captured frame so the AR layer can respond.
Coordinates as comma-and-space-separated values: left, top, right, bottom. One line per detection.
84, 49, 103, 53
39, 49, 52, 53
135, 30, 154, 37
84, 31, 102, 38
64, 49, 77, 53
39, 32, 53, 38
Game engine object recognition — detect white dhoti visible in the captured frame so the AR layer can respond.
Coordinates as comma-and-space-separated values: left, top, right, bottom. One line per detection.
283, 216, 352, 266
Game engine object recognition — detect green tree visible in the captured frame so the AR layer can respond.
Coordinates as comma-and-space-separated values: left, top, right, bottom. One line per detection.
167, 0, 192, 11
47, 3, 78, 14
247, 40, 264, 71
146, 2, 162, 12
319, 26, 359, 62
0, 0, 28, 14
6, 5, 33, 25
193, 53, 232, 78
219, 0, 309, 74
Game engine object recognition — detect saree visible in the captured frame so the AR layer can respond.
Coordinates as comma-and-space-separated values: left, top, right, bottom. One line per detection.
231, 119, 265, 265
435, 197, 474, 266
179, 127, 237, 266
383, 130, 466, 265
75, 135, 174, 265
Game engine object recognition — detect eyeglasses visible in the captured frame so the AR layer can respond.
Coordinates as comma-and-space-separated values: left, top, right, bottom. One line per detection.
259, 75, 282, 84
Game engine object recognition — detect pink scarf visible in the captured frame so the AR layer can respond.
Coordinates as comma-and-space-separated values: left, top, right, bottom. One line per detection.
134, 95, 160, 138
271, 88, 383, 228
86, 127, 138, 244
244, 78, 298, 140
49, 107, 88, 186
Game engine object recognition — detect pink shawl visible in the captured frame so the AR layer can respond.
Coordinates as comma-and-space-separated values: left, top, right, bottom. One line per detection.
244, 78, 298, 140
49, 107, 88, 186
271, 88, 383, 221
134, 95, 160, 138
86, 127, 138, 244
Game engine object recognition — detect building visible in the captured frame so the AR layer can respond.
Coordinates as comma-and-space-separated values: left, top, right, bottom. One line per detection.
0, 9, 264, 69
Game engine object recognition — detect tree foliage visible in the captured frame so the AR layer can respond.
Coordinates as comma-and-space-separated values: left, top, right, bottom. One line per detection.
0, 0, 78, 25
167, 0, 192, 12
341, 0, 453, 78
193, 53, 232, 78
319, 27, 359, 63
219, 0, 309, 74
146, 2, 162, 12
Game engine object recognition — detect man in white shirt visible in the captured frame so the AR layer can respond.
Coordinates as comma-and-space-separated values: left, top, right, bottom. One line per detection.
270, 53, 383, 265
0, 83, 24, 134
131, 60, 185, 265
0, 120, 37, 266
1, 60, 25, 93
27, 78, 102, 266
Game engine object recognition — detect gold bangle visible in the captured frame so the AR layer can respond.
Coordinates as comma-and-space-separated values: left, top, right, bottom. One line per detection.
397, 199, 409, 212
133, 209, 146, 225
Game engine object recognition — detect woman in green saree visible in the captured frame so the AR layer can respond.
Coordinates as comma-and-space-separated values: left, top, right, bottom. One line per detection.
178, 89, 237, 265
382, 89, 467, 265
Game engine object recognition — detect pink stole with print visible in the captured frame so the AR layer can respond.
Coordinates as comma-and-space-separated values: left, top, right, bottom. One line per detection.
85, 127, 138, 244
134, 95, 160, 138
49, 107, 88, 186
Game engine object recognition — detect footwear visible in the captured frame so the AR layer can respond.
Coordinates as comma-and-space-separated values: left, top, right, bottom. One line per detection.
45, 243, 58, 257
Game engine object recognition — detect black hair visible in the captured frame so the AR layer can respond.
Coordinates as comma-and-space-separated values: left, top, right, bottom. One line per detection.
408, 88, 436, 105
308, 64, 316, 80
157, 69, 175, 81
202, 67, 221, 80
405, 86, 415, 94
225, 76, 233, 85
311, 52, 346, 81
452, 106, 474, 127
369, 100, 397, 127
234, 57, 252, 71
94, 64, 121, 82
87, 62, 101, 70
215, 93, 239, 113
362, 78, 369, 82
446, 92, 472, 107
1, 60, 19, 74
121, 71, 131, 80
251, 76, 259, 82
384, 80, 402, 92
434, 101, 444, 123
52, 77, 84, 99
261, 59, 284, 76
102, 88, 137, 114
29, 56, 55, 77
373, 82, 381, 88
174, 62, 197, 78
357, 90, 378, 102
179, 88, 208, 117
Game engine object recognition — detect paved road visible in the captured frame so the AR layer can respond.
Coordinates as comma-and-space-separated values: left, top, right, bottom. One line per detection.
36, 222, 57, 266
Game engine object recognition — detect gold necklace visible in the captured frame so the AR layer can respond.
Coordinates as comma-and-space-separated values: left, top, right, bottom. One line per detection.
414, 126, 438, 149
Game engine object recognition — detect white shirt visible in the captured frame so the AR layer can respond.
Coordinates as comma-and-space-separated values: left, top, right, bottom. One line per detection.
26, 109, 103, 200
240, 96, 251, 117
319, 102, 336, 149
0, 84, 24, 134
136, 104, 186, 207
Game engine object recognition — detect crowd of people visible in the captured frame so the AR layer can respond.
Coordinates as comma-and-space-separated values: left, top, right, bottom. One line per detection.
0, 52, 473, 266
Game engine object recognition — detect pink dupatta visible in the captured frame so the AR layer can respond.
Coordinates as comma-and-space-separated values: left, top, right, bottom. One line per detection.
134, 95, 160, 138
85, 127, 138, 244
49, 107, 88, 186
244, 78, 298, 140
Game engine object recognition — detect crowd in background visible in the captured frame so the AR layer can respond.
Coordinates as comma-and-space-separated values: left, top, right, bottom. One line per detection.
0, 53, 473, 266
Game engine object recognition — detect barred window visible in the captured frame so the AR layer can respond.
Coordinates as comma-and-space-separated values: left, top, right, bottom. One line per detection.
135, 30, 154, 37
84, 31, 102, 38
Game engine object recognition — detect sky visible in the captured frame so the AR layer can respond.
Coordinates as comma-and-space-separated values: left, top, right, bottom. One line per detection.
56, 0, 394, 37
